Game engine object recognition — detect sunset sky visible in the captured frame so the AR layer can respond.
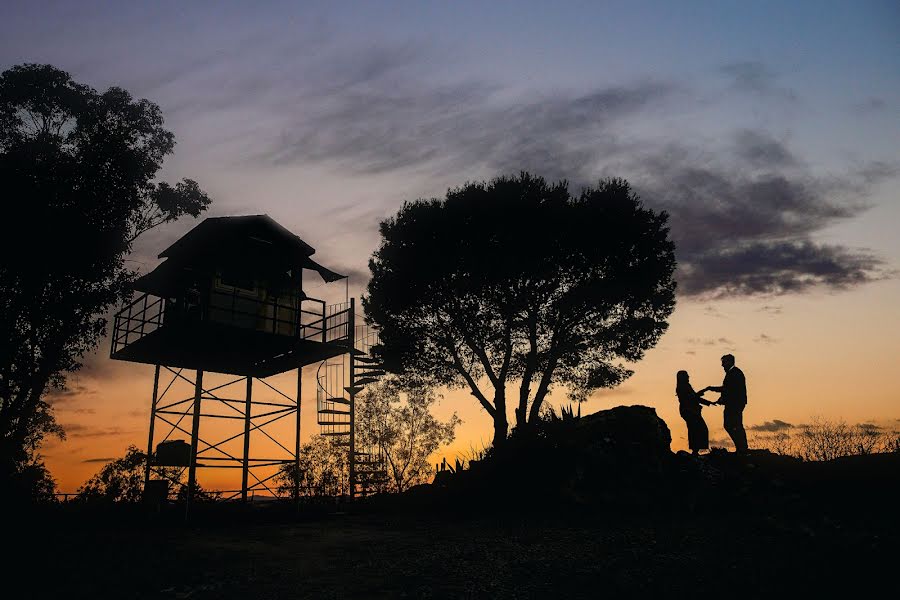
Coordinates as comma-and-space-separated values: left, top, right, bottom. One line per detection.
2, 1, 898, 492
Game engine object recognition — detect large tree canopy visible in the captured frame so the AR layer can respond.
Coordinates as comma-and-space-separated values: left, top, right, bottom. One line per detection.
0, 63, 211, 498
364, 173, 676, 447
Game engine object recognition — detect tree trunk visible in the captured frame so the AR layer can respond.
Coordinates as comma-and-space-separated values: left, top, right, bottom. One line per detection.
492, 387, 508, 447
492, 413, 508, 448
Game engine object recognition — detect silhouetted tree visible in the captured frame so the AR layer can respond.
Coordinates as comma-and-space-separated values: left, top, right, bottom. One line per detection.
276, 435, 350, 497
0, 64, 211, 500
364, 174, 675, 446
357, 379, 460, 492
76, 446, 147, 503
77, 445, 216, 503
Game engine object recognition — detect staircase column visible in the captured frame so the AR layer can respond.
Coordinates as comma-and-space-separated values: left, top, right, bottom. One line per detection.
349, 298, 356, 499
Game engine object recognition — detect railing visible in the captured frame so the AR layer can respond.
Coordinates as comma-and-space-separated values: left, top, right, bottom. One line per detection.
111, 293, 166, 355
111, 291, 353, 357
355, 322, 380, 356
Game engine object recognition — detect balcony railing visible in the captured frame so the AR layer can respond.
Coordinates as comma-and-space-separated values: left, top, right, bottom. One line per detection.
111, 293, 166, 355
111, 291, 352, 358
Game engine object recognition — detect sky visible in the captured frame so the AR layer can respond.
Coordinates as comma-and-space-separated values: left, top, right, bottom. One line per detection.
2, 1, 899, 492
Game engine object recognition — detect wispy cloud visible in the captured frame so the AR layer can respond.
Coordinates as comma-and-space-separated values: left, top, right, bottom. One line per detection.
754, 333, 779, 344
703, 306, 727, 318
719, 61, 798, 102
61, 424, 138, 438
248, 48, 891, 299
748, 419, 794, 432
74, 37, 893, 301
687, 337, 734, 347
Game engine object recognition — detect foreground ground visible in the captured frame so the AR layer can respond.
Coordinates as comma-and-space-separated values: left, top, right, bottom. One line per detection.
17, 453, 900, 599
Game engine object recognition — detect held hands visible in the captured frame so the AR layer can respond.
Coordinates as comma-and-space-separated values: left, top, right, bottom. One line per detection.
698, 386, 722, 406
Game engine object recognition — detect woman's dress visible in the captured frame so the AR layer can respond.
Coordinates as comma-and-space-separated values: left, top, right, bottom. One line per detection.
677, 385, 709, 451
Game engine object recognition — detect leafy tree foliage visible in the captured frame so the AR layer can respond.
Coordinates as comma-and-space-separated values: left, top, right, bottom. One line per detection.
76, 446, 147, 503
276, 435, 350, 498
357, 379, 460, 492
364, 173, 676, 446
76, 445, 216, 503
0, 64, 211, 499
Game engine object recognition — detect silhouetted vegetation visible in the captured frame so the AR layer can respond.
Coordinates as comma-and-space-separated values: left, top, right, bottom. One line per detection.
276, 383, 460, 497
751, 417, 900, 461
357, 379, 460, 492
364, 173, 676, 447
76, 445, 148, 503
276, 435, 351, 497
0, 63, 211, 501
76, 445, 218, 503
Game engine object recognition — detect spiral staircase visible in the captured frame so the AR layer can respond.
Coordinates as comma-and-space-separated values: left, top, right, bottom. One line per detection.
316, 317, 388, 497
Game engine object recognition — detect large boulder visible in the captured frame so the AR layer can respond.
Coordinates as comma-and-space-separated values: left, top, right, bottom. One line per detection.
574, 405, 672, 458
435, 405, 675, 507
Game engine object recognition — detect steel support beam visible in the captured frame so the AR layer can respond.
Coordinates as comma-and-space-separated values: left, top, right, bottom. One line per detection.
144, 364, 161, 489
241, 376, 252, 502
186, 369, 203, 516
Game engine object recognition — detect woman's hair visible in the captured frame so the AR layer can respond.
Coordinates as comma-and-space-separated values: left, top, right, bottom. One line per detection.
676, 370, 690, 395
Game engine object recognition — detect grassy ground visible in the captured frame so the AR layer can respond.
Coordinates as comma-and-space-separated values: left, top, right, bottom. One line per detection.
16, 452, 899, 599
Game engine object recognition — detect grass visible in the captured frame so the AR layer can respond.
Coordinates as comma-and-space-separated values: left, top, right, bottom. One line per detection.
18, 472, 898, 599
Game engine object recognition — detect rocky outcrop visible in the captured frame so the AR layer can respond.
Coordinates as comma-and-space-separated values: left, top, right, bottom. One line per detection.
428, 405, 675, 507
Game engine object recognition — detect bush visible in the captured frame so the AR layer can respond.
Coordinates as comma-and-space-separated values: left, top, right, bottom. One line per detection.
751, 418, 900, 461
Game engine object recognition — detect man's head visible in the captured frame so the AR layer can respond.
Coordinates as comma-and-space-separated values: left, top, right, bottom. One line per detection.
721, 354, 735, 371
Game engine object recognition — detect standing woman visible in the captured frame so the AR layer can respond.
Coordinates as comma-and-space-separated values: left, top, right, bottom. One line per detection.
676, 370, 712, 455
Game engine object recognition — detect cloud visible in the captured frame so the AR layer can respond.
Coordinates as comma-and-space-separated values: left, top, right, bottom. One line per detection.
45, 384, 94, 405
749, 419, 794, 432
702, 306, 727, 318
708, 436, 734, 448
147, 41, 891, 300
674, 241, 885, 297
852, 97, 891, 115
719, 61, 797, 102
687, 337, 734, 347
262, 77, 672, 184
58, 407, 97, 415
82, 457, 116, 463
590, 387, 633, 399
855, 161, 899, 182
754, 333, 778, 344
631, 149, 893, 297
61, 423, 137, 438
733, 130, 799, 169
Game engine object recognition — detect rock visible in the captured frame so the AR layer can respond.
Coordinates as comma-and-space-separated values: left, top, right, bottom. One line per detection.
575, 405, 672, 458
429, 405, 675, 507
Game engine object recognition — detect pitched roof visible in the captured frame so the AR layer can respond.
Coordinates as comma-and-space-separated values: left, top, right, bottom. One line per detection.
132, 215, 345, 295
159, 214, 316, 260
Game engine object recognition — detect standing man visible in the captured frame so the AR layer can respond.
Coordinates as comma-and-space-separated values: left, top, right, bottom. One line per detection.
706, 354, 748, 454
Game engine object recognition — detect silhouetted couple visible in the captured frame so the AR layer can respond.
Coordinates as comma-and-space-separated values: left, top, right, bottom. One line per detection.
676, 354, 748, 455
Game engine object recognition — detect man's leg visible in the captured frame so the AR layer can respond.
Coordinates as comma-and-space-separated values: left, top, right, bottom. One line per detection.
724, 405, 748, 453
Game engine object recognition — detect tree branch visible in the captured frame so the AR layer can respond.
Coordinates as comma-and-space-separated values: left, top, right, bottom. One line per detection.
446, 340, 496, 418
